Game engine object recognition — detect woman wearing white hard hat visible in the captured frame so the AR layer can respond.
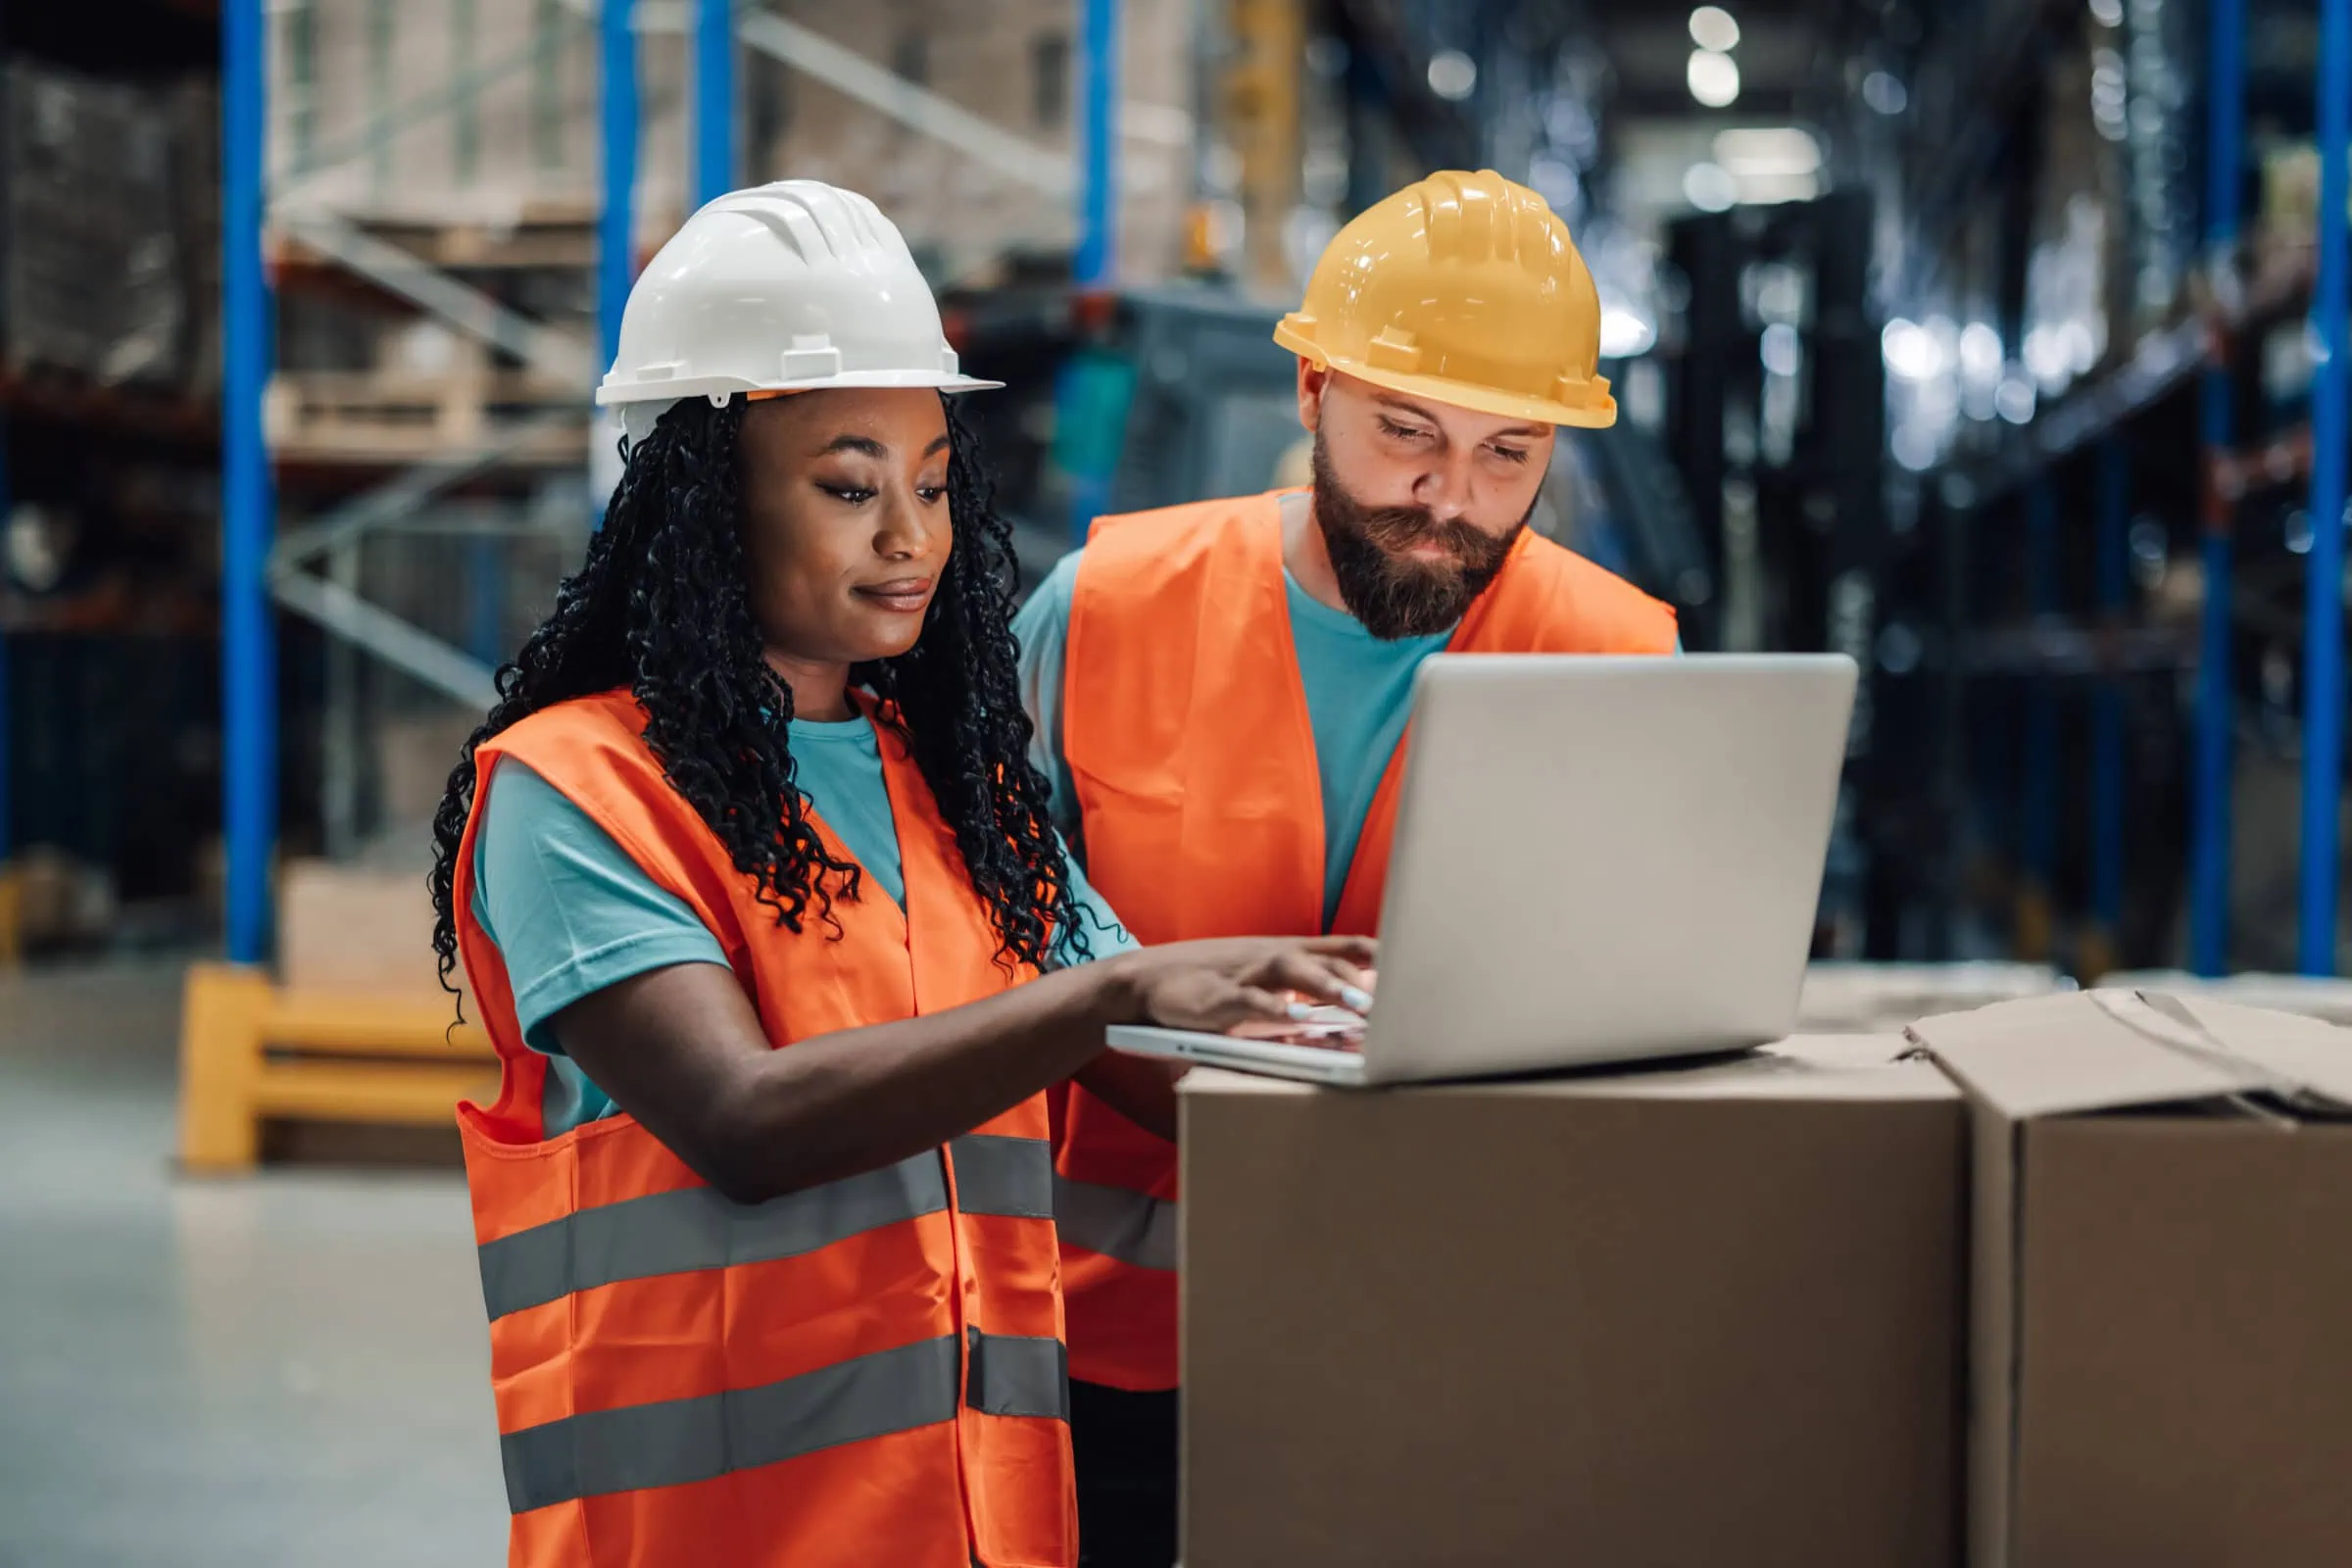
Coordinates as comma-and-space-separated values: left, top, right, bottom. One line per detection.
426, 181, 1374, 1568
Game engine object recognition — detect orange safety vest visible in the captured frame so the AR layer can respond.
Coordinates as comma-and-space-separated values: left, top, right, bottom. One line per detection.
453, 689, 1076, 1568
1054, 490, 1677, 1391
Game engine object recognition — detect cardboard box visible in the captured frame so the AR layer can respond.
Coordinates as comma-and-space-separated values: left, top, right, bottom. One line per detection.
277, 858, 460, 1007
1911, 991, 2352, 1568
1180, 1038, 1968, 1567
1797, 961, 2068, 1033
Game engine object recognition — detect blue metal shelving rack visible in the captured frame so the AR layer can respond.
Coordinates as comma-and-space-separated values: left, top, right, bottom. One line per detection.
2190, 0, 2246, 975
2299, 0, 2352, 973
222, 0, 275, 965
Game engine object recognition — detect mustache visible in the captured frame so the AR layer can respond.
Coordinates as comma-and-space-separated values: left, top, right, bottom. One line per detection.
1350, 505, 1493, 561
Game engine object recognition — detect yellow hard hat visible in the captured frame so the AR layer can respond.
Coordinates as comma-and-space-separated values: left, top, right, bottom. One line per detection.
1273, 169, 1616, 429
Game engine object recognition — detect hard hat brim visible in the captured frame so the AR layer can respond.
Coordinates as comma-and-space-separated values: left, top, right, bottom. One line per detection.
597, 368, 1003, 407
1276, 336, 1617, 431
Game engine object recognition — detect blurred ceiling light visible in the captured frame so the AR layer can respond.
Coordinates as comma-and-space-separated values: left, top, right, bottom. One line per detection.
1881, 318, 1945, 380
1891, 421, 1940, 472
1760, 321, 1802, 377
1689, 6, 1741, 52
2088, 0, 2124, 25
1683, 161, 1739, 212
1427, 49, 1478, 101
1995, 373, 2037, 425
1712, 126, 1820, 176
1527, 155, 1582, 215
1732, 171, 1821, 205
1687, 49, 1741, 108
2023, 324, 2073, 389
2063, 318, 2101, 373
1600, 307, 1658, 359
1862, 71, 1907, 115
1959, 321, 2004, 384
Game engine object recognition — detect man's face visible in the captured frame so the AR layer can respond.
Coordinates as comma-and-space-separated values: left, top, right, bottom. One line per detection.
1298, 366, 1555, 640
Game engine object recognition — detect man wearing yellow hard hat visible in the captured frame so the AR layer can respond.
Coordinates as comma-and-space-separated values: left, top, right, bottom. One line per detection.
1011, 169, 1678, 1565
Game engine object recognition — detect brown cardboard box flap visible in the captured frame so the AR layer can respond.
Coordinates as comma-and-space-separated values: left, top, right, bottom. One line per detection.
2144, 991, 2352, 1104
1905, 988, 2352, 1118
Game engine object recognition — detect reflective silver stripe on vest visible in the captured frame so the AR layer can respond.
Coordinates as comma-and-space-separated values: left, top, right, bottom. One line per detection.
499, 1333, 961, 1514
964, 1327, 1069, 1420
477, 1152, 950, 1321
1052, 1174, 1178, 1272
948, 1133, 1054, 1219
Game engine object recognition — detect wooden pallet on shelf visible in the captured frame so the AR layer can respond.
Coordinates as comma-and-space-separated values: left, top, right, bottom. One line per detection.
270, 201, 602, 273
176, 962, 498, 1173
264, 368, 588, 467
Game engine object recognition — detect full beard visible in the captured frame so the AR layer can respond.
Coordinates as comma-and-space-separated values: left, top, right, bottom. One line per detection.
1309, 435, 1525, 641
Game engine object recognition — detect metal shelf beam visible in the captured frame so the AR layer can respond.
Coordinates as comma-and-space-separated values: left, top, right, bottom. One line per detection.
695, 0, 736, 206
223, 0, 276, 964
1076, 0, 1120, 286
599, 0, 641, 517
2191, 0, 2247, 975
2299, 0, 2351, 973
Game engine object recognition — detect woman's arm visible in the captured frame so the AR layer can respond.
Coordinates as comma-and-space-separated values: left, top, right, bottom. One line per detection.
552, 937, 1372, 1204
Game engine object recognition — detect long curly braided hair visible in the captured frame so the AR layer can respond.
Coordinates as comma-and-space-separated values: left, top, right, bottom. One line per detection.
427, 392, 1085, 1012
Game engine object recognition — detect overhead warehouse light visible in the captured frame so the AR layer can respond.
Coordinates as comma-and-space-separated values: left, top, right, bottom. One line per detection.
1689, 6, 1741, 52
1427, 49, 1478, 102
1600, 306, 1658, 359
1682, 161, 1739, 212
1687, 49, 1740, 109
1862, 72, 1908, 116
1712, 126, 1820, 175
1711, 126, 1821, 203
1881, 318, 1948, 381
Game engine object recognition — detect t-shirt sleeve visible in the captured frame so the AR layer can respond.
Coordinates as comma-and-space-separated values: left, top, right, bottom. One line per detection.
471, 760, 730, 1056
1012, 550, 1087, 856
1056, 831, 1140, 964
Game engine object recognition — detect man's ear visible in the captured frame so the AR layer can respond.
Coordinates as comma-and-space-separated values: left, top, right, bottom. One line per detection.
1296, 359, 1329, 434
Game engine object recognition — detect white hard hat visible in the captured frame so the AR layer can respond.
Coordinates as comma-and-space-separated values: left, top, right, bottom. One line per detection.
598, 179, 1000, 445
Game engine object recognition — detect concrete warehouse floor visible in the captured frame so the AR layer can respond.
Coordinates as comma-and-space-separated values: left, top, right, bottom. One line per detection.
0, 959, 507, 1566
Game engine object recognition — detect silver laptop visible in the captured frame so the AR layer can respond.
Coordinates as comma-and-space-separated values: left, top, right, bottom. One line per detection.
1106, 654, 1857, 1086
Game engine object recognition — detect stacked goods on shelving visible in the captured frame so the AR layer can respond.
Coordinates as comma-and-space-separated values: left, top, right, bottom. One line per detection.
1, 59, 209, 394
171, 77, 225, 398
2020, 28, 2120, 400
269, 0, 678, 229
753, 0, 1192, 285
269, 0, 1193, 286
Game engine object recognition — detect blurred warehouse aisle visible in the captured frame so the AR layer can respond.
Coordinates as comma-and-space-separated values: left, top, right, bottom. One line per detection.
0, 962, 503, 1567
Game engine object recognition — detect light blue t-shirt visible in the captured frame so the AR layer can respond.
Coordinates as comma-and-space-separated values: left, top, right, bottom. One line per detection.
1014, 551, 1446, 925
472, 713, 1134, 1135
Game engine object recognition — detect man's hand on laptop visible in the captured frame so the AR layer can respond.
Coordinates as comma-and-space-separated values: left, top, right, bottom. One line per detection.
1102, 937, 1377, 1035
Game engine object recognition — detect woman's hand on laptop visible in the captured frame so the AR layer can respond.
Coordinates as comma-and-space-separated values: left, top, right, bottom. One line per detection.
1102, 936, 1377, 1034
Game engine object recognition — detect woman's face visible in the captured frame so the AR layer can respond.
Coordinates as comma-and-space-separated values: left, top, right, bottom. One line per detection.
735, 387, 954, 670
